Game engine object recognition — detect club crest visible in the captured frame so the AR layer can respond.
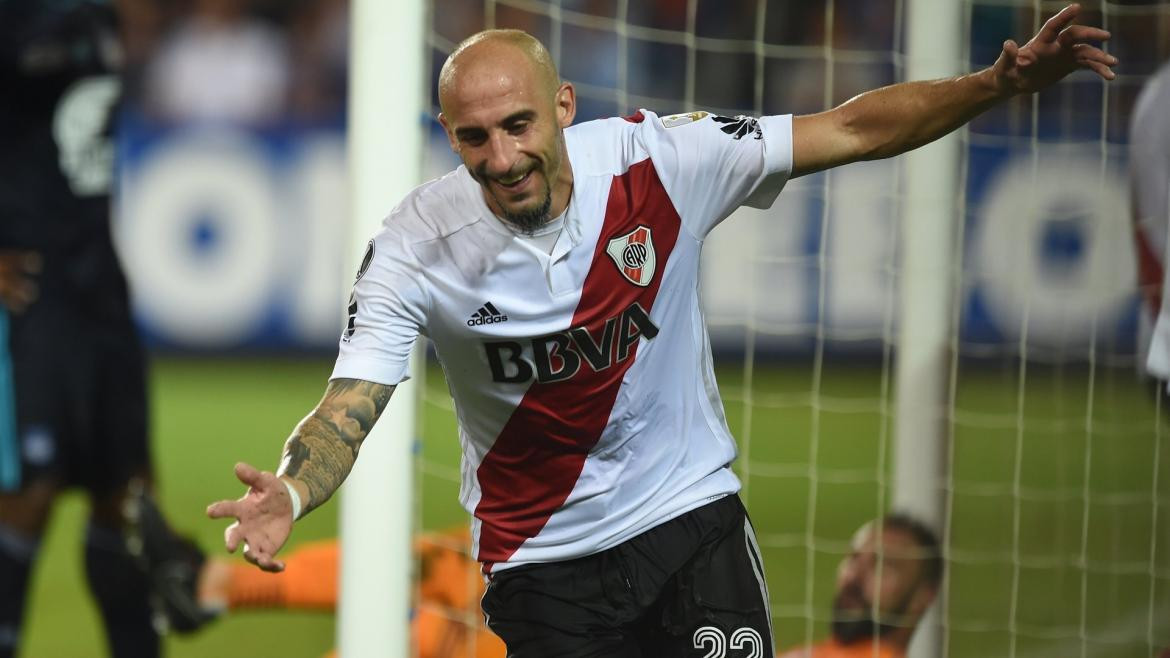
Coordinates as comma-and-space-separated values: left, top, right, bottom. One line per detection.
605, 225, 656, 287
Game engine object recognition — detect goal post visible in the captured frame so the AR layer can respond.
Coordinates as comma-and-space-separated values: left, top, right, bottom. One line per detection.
896, 1, 964, 657
339, 0, 427, 655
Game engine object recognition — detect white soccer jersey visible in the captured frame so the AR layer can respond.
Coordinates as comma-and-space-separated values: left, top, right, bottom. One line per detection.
333, 109, 793, 572
1132, 62, 1170, 381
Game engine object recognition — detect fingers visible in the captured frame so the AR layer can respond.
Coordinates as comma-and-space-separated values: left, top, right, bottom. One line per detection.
1003, 39, 1018, 61
1038, 4, 1081, 43
233, 461, 264, 487
242, 541, 286, 573
1058, 24, 1111, 47
1072, 43, 1118, 65
1070, 43, 1118, 80
224, 521, 243, 553
1005, 39, 1036, 69
1082, 59, 1116, 81
206, 499, 239, 519
225, 522, 287, 571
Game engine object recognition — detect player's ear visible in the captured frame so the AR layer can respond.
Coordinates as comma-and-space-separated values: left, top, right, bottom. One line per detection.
438, 113, 458, 153
908, 581, 938, 619
554, 82, 576, 129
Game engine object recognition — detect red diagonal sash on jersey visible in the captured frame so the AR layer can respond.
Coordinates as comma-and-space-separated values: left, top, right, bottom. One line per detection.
1135, 222, 1164, 315
474, 159, 682, 569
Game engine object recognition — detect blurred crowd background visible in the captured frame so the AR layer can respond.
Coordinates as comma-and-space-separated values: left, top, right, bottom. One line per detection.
116, 0, 1170, 129
116, 0, 348, 126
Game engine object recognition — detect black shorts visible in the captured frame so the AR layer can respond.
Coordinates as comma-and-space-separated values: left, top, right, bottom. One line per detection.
481, 494, 773, 658
0, 301, 149, 495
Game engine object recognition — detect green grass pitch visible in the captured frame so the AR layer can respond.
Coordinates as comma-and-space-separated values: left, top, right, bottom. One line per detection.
21, 356, 1170, 657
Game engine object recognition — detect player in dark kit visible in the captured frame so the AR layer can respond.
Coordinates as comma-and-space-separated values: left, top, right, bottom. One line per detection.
0, 1, 210, 655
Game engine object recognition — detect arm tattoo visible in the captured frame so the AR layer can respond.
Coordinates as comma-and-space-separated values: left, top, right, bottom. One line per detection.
277, 379, 395, 514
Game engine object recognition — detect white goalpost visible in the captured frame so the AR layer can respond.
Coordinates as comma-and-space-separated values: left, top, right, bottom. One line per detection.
897, 2, 963, 658
340, 0, 426, 656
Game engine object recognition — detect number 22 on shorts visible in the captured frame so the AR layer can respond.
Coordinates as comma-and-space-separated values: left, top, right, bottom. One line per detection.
692, 626, 765, 658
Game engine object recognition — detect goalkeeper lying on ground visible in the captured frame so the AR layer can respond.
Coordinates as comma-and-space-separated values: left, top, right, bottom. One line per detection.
195, 528, 503, 658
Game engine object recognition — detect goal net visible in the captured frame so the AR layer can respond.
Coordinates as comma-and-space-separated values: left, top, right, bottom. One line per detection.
408, 1, 1170, 657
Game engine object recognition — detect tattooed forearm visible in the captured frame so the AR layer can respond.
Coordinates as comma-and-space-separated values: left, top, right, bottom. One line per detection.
276, 378, 395, 514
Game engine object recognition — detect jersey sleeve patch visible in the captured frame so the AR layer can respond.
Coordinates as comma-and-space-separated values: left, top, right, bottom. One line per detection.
659, 110, 710, 129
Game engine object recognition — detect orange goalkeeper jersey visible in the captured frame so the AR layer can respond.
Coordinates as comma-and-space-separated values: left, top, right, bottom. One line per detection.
226, 530, 505, 658
777, 639, 903, 658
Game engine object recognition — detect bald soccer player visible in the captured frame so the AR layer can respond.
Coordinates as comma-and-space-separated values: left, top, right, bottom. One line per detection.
777, 516, 942, 658
209, 8, 1116, 657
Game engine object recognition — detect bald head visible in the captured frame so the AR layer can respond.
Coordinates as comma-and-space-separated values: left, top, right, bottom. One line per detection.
438, 29, 560, 115
435, 29, 576, 235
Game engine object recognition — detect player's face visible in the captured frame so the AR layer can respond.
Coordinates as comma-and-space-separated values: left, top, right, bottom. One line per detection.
830, 525, 934, 644
439, 57, 576, 234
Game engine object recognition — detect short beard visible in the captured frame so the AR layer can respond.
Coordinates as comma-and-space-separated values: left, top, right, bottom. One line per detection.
831, 616, 886, 645
829, 586, 906, 645
499, 186, 553, 236
473, 162, 555, 236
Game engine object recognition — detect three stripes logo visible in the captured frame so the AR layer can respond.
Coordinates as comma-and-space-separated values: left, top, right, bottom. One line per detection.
467, 302, 508, 327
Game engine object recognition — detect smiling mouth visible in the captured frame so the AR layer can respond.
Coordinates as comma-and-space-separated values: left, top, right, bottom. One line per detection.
494, 170, 533, 192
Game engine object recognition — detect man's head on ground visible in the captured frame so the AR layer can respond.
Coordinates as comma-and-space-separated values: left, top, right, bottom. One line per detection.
437, 29, 576, 235
830, 514, 942, 648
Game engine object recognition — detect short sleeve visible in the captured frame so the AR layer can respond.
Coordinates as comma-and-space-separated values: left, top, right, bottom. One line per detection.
330, 220, 430, 386
635, 110, 793, 238
1132, 64, 1170, 380
1131, 66, 1170, 235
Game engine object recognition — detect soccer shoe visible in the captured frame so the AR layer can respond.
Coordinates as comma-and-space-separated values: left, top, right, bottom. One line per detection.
122, 481, 220, 634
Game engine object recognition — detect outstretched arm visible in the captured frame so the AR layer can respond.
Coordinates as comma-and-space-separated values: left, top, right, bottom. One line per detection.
278, 378, 395, 514
207, 378, 395, 571
791, 3, 1116, 178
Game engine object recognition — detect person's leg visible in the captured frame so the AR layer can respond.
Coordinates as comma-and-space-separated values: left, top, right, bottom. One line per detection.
97, 327, 212, 636
480, 554, 645, 658
0, 306, 71, 658
638, 495, 774, 658
480, 496, 772, 658
86, 483, 161, 658
201, 539, 340, 611
78, 320, 166, 657
0, 479, 58, 658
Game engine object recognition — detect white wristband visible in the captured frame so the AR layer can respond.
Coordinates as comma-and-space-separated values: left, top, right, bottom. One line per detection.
282, 478, 303, 521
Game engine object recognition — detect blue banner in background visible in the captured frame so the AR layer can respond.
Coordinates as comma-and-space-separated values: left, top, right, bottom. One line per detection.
116, 111, 350, 351
115, 112, 1137, 357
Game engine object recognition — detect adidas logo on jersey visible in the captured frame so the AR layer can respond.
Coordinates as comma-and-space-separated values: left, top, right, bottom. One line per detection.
468, 302, 508, 326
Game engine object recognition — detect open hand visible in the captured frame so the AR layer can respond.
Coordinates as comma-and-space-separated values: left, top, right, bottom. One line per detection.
206, 462, 294, 572
993, 3, 1117, 95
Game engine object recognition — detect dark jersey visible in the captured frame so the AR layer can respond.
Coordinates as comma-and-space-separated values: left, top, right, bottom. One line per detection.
0, 0, 131, 324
